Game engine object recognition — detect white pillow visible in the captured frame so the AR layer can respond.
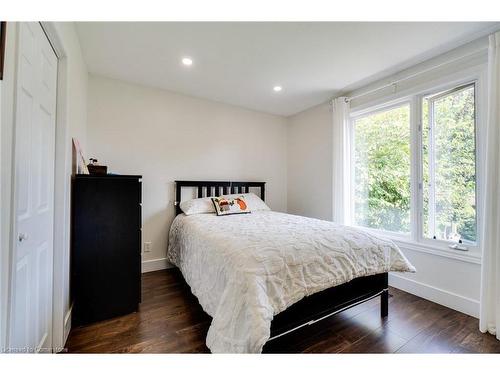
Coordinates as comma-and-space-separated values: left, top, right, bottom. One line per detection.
179, 197, 215, 215
224, 193, 270, 212
179, 192, 270, 215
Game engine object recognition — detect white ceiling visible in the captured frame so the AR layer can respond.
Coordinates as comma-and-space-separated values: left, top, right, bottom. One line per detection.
76, 22, 499, 116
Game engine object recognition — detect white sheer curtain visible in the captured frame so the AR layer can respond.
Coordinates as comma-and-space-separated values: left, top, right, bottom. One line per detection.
331, 97, 350, 224
479, 31, 500, 340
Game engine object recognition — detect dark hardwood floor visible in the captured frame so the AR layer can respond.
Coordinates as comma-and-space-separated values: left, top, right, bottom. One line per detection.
65, 269, 500, 353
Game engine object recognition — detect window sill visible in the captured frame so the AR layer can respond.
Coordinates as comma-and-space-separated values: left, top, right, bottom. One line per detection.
349, 225, 482, 264
392, 238, 482, 265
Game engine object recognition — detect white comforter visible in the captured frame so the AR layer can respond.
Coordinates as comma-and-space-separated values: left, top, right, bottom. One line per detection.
167, 211, 415, 353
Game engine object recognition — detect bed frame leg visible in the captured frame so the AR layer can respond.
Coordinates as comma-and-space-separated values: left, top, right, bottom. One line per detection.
381, 289, 389, 318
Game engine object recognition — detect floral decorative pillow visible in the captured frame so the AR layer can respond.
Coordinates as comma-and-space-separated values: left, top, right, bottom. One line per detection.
211, 196, 251, 216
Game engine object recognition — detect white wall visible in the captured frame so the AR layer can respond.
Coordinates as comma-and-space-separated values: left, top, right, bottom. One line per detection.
287, 102, 333, 221
389, 247, 481, 317
0, 22, 88, 350
86, 75, 288, 270
49, 22, 89, 348
53, 23, 89, 150
286, 38, 489, 318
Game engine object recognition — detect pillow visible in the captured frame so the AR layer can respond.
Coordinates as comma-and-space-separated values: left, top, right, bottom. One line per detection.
224, 193, 270, 212
179, 192, 270, 215
179, 197, 215, 215
211, 196, 251, 216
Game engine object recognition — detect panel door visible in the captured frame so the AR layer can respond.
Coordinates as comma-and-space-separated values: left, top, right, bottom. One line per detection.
9, 22, 58, 353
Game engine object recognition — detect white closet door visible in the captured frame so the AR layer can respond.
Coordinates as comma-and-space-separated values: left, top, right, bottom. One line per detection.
9, 22, 58, 353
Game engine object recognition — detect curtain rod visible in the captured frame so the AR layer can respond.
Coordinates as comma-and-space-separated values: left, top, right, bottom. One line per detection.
343, 46, 488, 104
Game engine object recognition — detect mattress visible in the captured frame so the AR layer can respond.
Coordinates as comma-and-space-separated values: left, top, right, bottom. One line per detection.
166, 211, 415, 353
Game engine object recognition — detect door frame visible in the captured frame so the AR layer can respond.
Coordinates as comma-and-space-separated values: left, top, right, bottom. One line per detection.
0, 22, 71, 352
40, 21, 72, 353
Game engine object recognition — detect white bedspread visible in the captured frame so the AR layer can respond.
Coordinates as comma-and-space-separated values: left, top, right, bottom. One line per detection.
166, 211, 415, 353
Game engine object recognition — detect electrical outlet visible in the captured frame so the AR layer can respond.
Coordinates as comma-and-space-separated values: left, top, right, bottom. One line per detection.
144, 242, 152, 253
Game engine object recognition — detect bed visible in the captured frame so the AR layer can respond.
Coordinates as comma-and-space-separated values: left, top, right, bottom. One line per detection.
167, 180, 415, 353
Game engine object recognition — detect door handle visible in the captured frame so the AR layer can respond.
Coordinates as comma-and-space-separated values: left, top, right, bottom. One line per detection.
18, 233, 29, 242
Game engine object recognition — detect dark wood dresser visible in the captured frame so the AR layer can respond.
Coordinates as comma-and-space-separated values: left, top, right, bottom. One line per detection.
71, 174, 142, 326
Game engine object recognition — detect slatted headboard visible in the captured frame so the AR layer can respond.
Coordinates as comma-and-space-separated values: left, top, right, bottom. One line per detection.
174, 180, 266, 215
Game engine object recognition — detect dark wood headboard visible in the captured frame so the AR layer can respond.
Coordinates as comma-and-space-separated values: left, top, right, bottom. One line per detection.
174, 180, 266, 215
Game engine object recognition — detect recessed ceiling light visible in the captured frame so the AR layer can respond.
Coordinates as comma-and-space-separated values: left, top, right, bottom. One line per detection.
273, 86, 282, 92
182, 57, 193, 66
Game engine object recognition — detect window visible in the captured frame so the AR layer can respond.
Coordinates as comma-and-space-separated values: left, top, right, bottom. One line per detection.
422, 84, 477, 243
350, 81, 479, 248
353, 104, 411, 233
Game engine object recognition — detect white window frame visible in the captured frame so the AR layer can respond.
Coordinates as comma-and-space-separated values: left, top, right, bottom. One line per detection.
418, 82, 478, 248
350, 98, 413, 241
348, 67, 486, 261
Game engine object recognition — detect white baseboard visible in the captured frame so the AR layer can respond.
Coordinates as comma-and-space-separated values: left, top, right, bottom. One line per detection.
389, 273, 479, 318
141, 257, 172, 273
62, 304, 72, 349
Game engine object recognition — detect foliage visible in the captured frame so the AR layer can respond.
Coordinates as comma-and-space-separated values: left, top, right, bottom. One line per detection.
354, 105, 411, 233
354, 85, 476, 242
422, 86, 476, 242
